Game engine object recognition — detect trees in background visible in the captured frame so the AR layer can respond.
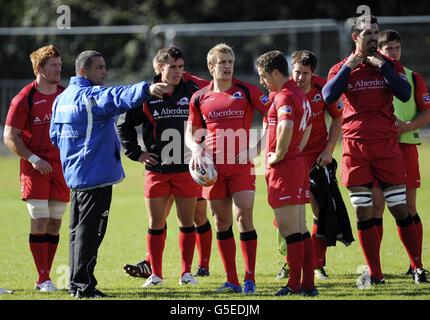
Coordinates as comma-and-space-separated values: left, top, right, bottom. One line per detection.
1, 0, 429, 81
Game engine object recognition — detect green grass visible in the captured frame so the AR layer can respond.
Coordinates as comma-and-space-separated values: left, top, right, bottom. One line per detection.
0, 143, 429, 300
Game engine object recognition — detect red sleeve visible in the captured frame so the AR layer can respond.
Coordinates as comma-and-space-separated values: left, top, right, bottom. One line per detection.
188, 91, 203, 128
413, 72, 430, 111
274, 94, 295, 122
184, 72, 210, 89
326, 100, 343, 119
248, 83, 271, 116
392, 59, 407, 77
313, 76, 343, 118
312, 75, 327, 88
268, 91, 276, 103
5, 94, 29, 130
327, 64, 340, 82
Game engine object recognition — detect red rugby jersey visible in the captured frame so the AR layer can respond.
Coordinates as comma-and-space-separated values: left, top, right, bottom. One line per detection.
266, 80, 311, 163
302, 75, 343, 155
182, 71, 210, 89
413, 72, 430, 111
188, 78, 270, 164
327, 53, 406, 141
5, 81, 64, 161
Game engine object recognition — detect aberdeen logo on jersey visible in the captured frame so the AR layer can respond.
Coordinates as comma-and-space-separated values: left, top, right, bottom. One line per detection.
207, 109, 245, 119
232, 91, 244, 99
177, 97, 189, 106
33, 114, 51, 124
349, 79, 387, 91
336, 101, 344, 111
423, 94, 430, 104
153, 108, 189, 118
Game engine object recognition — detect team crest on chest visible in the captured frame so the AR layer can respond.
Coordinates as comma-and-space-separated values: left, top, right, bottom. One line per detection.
312, 93, 323, 103
177, 97, 189, 106
232, 91, 244, 99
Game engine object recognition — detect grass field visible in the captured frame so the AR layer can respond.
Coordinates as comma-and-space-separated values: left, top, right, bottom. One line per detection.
0, 143, 429, 300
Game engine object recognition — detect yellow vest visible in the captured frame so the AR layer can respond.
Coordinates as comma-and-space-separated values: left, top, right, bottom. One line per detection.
393, 68, 420, 144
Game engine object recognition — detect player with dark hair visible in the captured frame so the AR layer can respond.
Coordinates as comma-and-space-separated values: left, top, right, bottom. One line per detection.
122, 53, 212, 279
117, 46, 210, 287
256, 50, 315, 296
274, 50, 344, 281
373, 29, 429, 282
50, 50, 166, 298
323, 15, 423, 287
186, 43, 270, 294
4, 44, 68, 292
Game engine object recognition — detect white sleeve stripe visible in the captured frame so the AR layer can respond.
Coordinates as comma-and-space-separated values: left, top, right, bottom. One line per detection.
83, 95, 95, 155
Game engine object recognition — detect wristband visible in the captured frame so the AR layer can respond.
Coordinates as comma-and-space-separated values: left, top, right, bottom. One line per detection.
28, 154, 41, 165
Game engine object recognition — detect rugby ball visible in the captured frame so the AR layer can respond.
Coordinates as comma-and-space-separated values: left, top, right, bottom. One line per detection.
189, 154, 218, 187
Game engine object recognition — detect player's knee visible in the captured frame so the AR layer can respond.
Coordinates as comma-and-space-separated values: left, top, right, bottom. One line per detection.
383, 187, 406, 208
26, 199, 50, 220
47, 219, 62, 234
48, 201, 67, 219
214, 216, 231, 231
194, 206, 207, 224
31, 218, 49, 232
299, 221, 308, 235
349, 191, 373, 208
407, 202, 417, 215
194, 213, 207, 227
148, 219, 166, 230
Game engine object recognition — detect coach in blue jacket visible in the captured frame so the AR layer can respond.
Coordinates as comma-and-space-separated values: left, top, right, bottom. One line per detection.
50, 50, 166, 298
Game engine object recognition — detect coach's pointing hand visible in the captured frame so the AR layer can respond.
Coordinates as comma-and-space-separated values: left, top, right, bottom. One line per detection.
149, 83, 168, 99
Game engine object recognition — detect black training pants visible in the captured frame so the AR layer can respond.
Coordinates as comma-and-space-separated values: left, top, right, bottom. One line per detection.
69, 185, 112, 294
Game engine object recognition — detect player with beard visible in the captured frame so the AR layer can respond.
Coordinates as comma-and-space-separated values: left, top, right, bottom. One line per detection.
323, 15, 422, 288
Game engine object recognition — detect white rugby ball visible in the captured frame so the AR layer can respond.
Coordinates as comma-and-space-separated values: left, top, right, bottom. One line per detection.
189, 154, 218, 187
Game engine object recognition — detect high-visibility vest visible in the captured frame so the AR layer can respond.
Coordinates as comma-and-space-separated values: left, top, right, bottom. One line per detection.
394, 67, 420, 144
